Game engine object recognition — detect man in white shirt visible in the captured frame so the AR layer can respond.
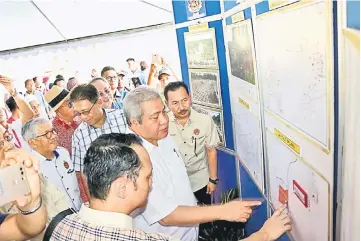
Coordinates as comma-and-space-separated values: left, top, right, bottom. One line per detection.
123, 86, 262, 241
0, 75, 34, 151
5, 97, 32, 151
22, 118, 81, 211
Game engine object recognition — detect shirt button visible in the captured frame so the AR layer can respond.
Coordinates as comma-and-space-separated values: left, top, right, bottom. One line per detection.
184, 141, 186, 144
61, 176, 64, 178
67, 188, 69, 190
185, 154, 187, 156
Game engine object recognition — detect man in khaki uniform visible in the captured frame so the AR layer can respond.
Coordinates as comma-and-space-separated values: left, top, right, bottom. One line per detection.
164, 81, 220, 205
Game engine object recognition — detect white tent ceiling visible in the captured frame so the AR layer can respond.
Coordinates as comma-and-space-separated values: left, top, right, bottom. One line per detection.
0, 0, 173, 52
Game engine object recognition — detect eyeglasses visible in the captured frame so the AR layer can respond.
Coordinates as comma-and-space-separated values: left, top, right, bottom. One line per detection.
99, 87, 112, 97
73, 101, 97, 117
0, 130, 13, 149
35, 128, 57, 139
106, 76, 118, 82
31, 104, 40, 110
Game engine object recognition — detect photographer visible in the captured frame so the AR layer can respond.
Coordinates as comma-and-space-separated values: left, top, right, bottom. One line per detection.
0, 147, 47, 241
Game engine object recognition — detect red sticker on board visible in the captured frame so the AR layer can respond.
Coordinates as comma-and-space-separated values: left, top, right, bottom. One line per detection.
293, 180, 308, 208
278, 185, 288, 205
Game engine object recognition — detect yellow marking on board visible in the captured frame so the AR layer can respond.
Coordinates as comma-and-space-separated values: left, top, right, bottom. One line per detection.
238, 97, 250, 110
343, 28, 360, 53
189, 23, 208, 32
274, 128, 300, 155
231, 11, 245, 24
268, 0, 299, 10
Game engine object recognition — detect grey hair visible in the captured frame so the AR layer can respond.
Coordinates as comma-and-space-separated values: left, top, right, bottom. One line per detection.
22, 118, 51, 141
89, 77, 107, 85
123, 86, 161, 126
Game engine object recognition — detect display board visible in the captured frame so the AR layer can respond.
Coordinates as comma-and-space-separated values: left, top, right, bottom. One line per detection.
256, 1, 331, 148
266, 130, 330, 241
226, 20, 258, 103
229, 86, 264, 190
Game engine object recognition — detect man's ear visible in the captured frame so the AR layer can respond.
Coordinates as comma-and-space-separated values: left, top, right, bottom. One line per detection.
97, 97, 103, 106
130, 118, 140, 128
28, 139, 37, 149
115, 176, 128, 199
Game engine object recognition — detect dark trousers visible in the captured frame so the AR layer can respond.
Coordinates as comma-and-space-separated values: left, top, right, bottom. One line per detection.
195, 185, 213, 240
194, 185, 212, 205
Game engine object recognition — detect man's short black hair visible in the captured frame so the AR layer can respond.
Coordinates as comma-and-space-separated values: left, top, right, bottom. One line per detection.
164, 81, 190, 102
70, 84, 99, 104
55, 74, 64, 81
83, 133, 143, 200
24, 79, 33, 87
126, 58, 135, 62
6, 97, 18, 112
54, 78, 64, 86
101, 66, 116, 77
32, 76, 38, 82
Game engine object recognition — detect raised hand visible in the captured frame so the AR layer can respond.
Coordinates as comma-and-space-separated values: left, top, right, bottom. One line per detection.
3, 149, 41, 209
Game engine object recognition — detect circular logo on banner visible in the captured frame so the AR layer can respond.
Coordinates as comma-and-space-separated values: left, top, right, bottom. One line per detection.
194, 129, 200, 136
188, 0, 202, 14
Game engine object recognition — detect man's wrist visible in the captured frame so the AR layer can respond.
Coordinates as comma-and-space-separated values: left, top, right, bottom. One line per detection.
9, 88, 17, 97
255, 230, 270, 241
17, 196, 42, 215
209, 177, 219, 185
213, 204, 225, 221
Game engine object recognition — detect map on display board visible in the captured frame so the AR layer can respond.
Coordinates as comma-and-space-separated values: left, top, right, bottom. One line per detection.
256, 1, 331, 148
229, 86, 263, 190
266, 130, 330, 241
226, 20, 258, 103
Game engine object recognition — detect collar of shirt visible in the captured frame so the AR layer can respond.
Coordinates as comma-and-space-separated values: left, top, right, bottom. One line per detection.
32, 149, 59, 163
113, 89, 121, 98
126, 128, 157, 153
88, 109, 112, 130
54, 115, 79, 129
78, 204, 133, 228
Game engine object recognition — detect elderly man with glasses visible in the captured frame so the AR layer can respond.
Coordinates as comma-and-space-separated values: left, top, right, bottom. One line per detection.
21, 118, 81, 212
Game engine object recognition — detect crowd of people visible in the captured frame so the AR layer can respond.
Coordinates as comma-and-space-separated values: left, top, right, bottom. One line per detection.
0, 56, 292, 241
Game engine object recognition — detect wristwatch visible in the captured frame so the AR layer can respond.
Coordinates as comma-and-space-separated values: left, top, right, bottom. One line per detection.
209, 177, 219, 185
